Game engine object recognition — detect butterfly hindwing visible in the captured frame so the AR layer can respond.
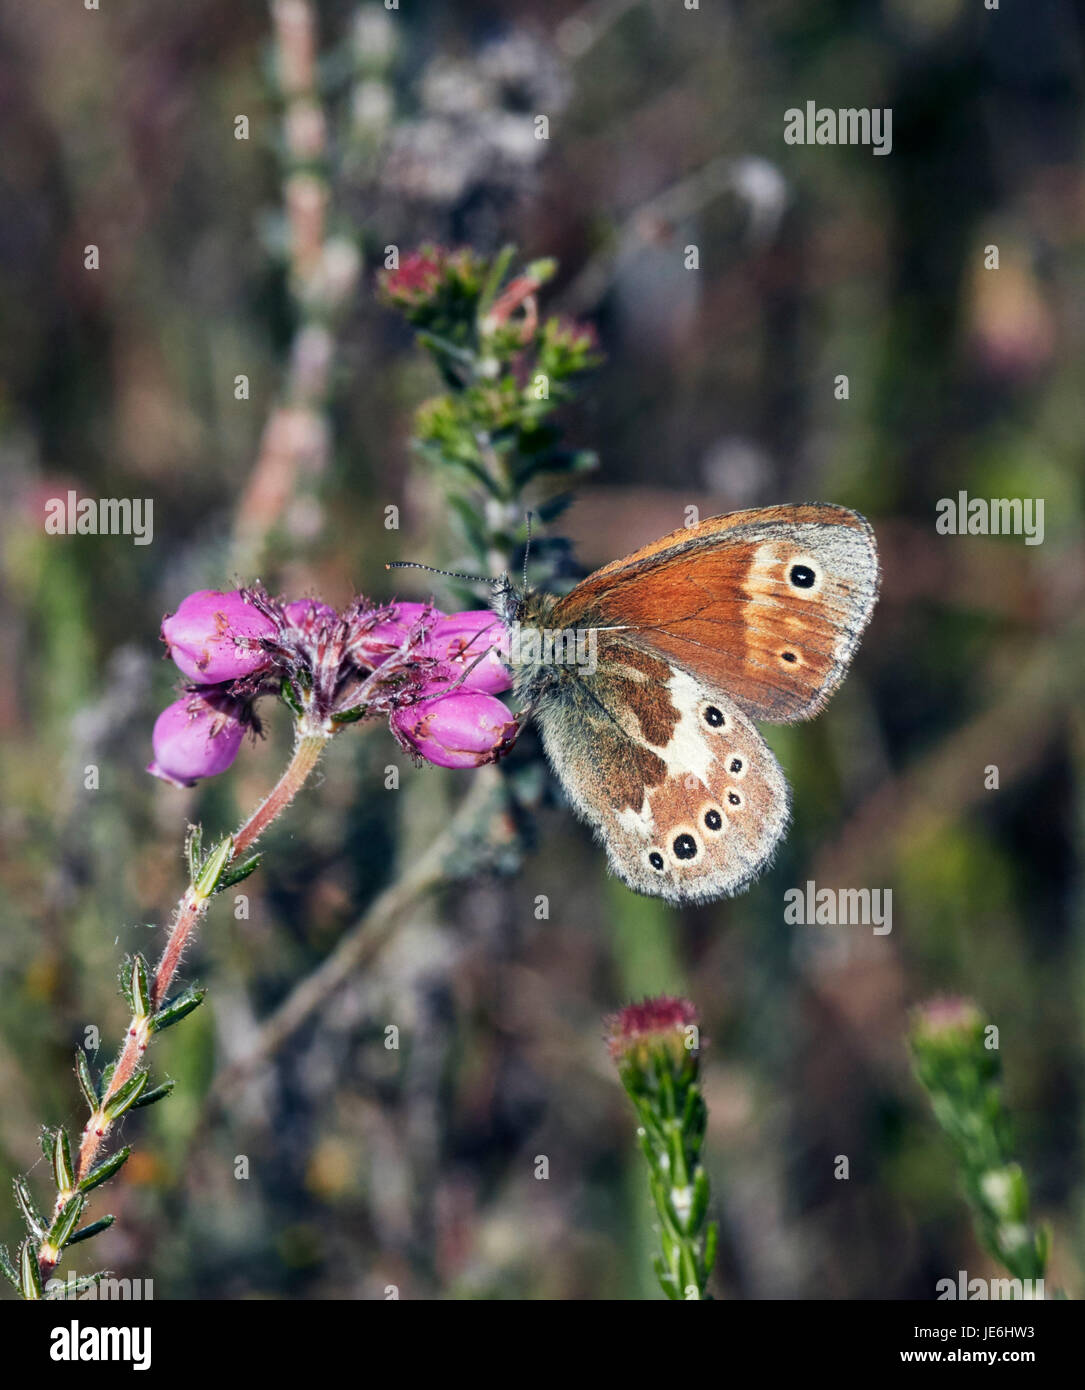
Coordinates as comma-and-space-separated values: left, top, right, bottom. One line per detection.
530, 637, 790, 904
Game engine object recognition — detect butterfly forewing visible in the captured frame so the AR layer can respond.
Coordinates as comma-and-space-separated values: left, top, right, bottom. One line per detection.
550, 503, 879, 724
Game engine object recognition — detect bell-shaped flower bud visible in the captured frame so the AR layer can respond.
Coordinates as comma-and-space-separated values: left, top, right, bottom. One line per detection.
161, 590, 276, 684
285, 598, 337, 631
147, 691, 247, 788
417, 610, 511, 695
390, 691, 518, 769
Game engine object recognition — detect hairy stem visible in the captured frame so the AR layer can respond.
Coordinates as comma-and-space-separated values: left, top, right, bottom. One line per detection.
39, 730, 330, 1283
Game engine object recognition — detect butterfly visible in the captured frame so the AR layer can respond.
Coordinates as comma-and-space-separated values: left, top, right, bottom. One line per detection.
497, 503, 880, 905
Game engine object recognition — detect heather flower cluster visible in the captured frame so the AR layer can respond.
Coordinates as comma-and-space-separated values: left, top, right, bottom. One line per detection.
151, 587, 518, 786
606, 996, 718, 1300
909, 997, 1051, 1287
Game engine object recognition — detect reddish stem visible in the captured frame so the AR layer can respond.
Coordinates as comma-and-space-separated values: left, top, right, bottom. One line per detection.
40, 731, 329, 1286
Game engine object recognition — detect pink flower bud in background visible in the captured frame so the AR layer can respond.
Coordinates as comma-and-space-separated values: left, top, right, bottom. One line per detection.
390, 691, 519, 769
417, 610, 511, 694
161, 590, 277, 684
605, 996, 700, 1062
147, 691, 247, 788
379, 247, 446, 304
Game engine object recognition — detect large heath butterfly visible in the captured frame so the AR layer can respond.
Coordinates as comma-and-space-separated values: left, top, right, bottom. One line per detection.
498, 503, 880, 905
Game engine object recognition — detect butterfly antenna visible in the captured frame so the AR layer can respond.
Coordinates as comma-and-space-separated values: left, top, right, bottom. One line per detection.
385, 561, 501, 587
522, 511, 534, 590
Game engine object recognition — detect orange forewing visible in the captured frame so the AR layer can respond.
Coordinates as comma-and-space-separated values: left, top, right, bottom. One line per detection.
550, 503, 879, 723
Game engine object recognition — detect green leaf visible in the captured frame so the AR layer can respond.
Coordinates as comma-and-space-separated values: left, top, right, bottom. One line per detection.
131, 1079, 175, 1110
654, 1255, 681, 1301
103, 1072, 148, 1123
39, 1127, 56, 1165
76, 1050, 98, 1111
688, 1166, 710, 1235
330, 705, 367, 725
0, 1243, 19, 1290
118, 956, 135, 1011
79, 1146, 131, 1194
51, 1128, 74, 1195
130, 954, 151, 1017
193, 835, 234, 898
534, 492, 574, 524
185, 823, 203, 882
704, 1220, 719, 1281
19, 1240, 43, 1300
522, 256, 557, 287
66, 1215, 115, 1248
48, 1193, 85, 1250
13, 1178, 45, 1238
150, 986, 205, 1034
98, 1061, 116, 1100
280, 680, 304, 716
415, 329, 477, 370
477, 243, 516, 316
1035, 1222, 1051, 1273
217, 856, 262, 891
516, 447, 597, 485
446, 493, 490, 562
680, 1245, 697, 1295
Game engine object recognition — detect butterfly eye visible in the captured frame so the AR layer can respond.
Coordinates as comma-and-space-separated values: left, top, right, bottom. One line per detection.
788, 562, 818, 589
728, 756, 745, 776
727, 790, 743, 807
648, 851, 665, 871
672, 833, 698, 860
704, 808, 723, 832
780, 650, 798, 663
702, 704, 726, 729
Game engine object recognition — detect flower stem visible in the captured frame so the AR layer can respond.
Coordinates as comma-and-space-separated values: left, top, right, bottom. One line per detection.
40, 729, 330, 1285
233, 730, 328, 858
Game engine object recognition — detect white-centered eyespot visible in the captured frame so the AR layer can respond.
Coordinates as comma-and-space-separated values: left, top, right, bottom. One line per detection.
700, 702, 727, 730
670, 830, 700, 862
786, 554, 822, 596
726, 754, 747, 779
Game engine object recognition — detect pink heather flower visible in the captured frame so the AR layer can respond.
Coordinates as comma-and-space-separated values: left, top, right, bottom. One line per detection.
605, 997, 700, 1061
161, 590, 277, 684
147, 691, 247, 788
911, 997, 983, 1039
390, 691, 519, 769
285, 598, 337, 630
417, 611, 511, 695
546, 315, 600, 353
362, 601, 437, 652
379, 249, 446, 303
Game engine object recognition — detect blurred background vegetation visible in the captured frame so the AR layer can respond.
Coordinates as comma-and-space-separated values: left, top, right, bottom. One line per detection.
1, 0, 1082, 1299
